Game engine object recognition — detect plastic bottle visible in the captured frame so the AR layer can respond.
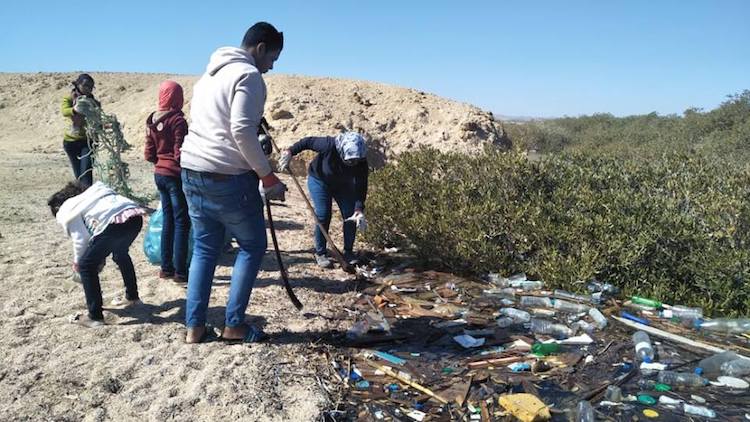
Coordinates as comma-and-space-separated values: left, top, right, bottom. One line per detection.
697, 318, 750, 334
499, 308, 531, 322
587, 280, 620, 295
632, 331, 655, 362
530, 318, 573, 339
631, 296, 662, 308
346, 320, 370, 339
531, 342, 561, 356
721, 358, 750, 377
657, 371, 708, 387
662, 305, 703, 321
520, 296, 553, 308
519, 280, 544, 291
604, 385, 622, 402
487, 273, 510, 287
496, 317, 515, 328
588, 308, 608, 329
683, 403, 716, 418
575, 401, 594, 422
698, 351, 739, 378
553, 299, 589, 313
554, 289, 592, 303
573, 320, 595, 334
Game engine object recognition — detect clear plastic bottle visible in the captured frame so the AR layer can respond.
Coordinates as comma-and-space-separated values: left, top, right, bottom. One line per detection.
573, 320, 595, 334
632, 331, 655, 362
346, 320, 370, 339
587, 280, 619, 295
698, 318, 750, 334
683, 403, 716, 418
487, 273, 509, 287
520, 296, 553, 307
666, 305, 703, 321
553, 299, 590, 313
530, 318, 573, 339
554, 289, 592, 303
575, 400, 594, 422
657, 371, 708, 387
721, 358, 750, 377
519, 280, 544, 291
698, 351, 739, 378
496, 317, 515, 328
499, 307, 531, 322
588, 308, 608, 329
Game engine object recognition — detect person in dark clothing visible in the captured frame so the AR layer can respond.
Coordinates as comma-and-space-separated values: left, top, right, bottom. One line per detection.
48, 181, 146, 328
278, 132, 369, 268
144, 80, 190, 283
61, 73, 101, 186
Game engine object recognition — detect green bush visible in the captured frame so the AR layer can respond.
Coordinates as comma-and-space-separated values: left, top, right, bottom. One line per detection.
365, 147, 750, 316
507, 90, 750, 162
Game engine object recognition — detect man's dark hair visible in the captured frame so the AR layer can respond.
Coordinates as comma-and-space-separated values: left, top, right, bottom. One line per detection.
241, 22, 283, 51
48, 181, 87, 217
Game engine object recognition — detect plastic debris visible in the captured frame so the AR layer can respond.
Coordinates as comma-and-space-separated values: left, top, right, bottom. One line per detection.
576, 400, 594, 422
713, 376, 749, 389
632, 331, 655, 363
657, 371, 708, 387
683, 403, 716, 418
497, 393, 551, 422
453, 334, 485, 348
697, 318, 750, 334
721, 357, 750, 377
642, 409, 660, 418
637, 394, 657, 405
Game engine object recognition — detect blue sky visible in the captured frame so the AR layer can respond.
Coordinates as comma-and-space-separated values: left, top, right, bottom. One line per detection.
1, 1, 748, 117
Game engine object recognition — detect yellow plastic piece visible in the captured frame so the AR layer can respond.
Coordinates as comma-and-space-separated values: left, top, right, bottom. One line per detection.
497, 393, 551, 422
643, 409, 659, 418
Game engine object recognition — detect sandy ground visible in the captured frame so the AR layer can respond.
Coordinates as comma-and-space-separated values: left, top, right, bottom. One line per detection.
0, 149, 367, 421
0, 71, 503, 421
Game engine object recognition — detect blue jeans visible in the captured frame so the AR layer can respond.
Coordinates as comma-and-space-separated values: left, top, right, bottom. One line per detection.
307, 175, 356, 256
154, 173, 190, 276
63, 139, 93, 186
181, 169, 267, 328
79, 216, 142, 320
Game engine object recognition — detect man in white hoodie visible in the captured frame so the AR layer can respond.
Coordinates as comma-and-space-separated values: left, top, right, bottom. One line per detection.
180, 22, 287, 344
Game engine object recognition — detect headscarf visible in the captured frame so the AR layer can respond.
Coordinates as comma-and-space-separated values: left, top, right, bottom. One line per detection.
334, 132, 367, 161
157, 80, 184, 111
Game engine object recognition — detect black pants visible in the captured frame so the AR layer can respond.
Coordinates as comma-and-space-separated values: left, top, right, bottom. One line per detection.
63, 139, 93, 186
79, 216, 142, 320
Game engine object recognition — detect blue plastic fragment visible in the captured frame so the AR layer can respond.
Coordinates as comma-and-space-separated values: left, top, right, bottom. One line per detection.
355, 380, 370, 389
374, 351, 407, 366
621, 311, 649, 325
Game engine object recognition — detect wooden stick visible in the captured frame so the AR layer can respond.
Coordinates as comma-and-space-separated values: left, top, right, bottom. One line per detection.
612, 316, 750, 359
261, 122, 354, 274
366, 361, 449, 404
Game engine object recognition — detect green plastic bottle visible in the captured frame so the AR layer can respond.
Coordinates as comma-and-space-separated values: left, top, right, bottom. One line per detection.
631, 296, 662, 308
531, 342, 561, 356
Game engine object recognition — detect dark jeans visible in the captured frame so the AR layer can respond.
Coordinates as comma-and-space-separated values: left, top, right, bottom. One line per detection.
63, 139, 93, 186
79, 216, 143, 320
307, 175, 356, 256
155, 173, 190, 276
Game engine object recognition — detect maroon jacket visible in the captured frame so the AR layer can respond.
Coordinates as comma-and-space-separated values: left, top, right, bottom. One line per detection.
144, 110, 188, 177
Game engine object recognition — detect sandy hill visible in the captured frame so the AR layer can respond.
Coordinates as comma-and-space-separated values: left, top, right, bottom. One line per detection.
0, 72, 507, 166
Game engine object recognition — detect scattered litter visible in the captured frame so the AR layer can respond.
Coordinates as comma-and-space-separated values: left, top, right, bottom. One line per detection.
713, 376, 749, 389
320, 267, 750, 420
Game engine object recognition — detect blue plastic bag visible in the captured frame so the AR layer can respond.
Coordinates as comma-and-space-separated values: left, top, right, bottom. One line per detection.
143, 204, 194, 265
143, 207, 163, 264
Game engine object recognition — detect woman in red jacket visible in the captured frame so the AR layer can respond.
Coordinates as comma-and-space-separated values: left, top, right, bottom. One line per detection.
144, 80, 190, 283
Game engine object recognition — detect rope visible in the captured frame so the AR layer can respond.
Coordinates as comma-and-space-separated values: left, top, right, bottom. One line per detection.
75, 97, 149, 203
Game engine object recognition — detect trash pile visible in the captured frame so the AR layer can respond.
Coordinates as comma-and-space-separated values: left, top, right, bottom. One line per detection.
320, 268, 750, 421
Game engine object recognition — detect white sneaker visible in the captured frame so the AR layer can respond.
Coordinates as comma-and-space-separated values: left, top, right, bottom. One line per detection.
110, 296, 142, 307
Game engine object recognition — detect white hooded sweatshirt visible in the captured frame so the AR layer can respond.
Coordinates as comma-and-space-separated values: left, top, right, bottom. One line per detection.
180, 47, 272, 177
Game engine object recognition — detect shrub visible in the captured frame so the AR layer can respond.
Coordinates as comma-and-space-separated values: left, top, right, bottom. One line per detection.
365, 147, 750, 316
